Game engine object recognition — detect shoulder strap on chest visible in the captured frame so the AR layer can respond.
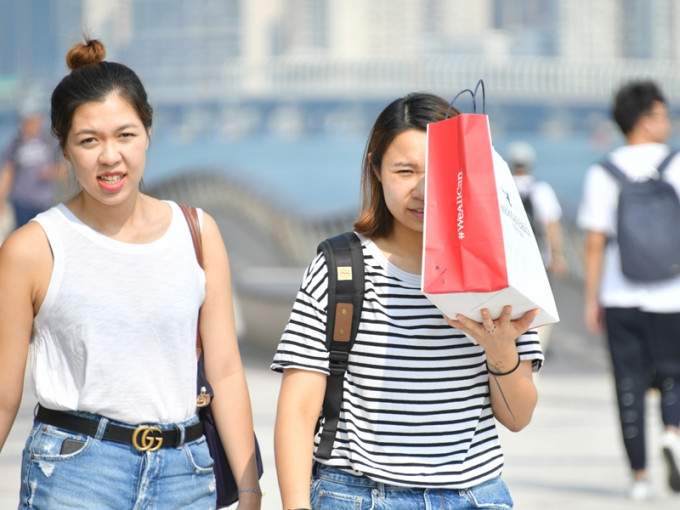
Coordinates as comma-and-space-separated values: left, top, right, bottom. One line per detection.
315, 231, 365, 459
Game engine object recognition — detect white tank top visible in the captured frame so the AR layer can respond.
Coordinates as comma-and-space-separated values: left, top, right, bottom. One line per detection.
30, 201, 206, 425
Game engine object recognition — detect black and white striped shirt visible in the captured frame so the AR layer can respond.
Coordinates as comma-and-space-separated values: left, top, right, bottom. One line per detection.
272, 234, 543, 488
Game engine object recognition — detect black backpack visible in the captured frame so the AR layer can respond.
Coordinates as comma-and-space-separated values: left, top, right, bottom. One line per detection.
315, 232, 364, 459
519, 186, 545, 248
600, 150, 680, 282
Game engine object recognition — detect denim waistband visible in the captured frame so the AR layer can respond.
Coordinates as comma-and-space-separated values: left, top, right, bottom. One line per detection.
313, 463, 416, 491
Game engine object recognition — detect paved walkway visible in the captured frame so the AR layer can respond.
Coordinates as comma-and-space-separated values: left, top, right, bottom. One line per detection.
2, 279, 679, 508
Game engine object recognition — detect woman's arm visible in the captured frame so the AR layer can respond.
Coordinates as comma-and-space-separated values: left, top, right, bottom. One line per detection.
0, 224, 50, 451
447, 306, 539, 431
197, 212, 261, 509
274, 368, 326, 510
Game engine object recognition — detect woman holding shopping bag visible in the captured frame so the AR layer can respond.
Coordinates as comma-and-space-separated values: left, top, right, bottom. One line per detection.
272, 92, 543, 510
0, 38, 261, 509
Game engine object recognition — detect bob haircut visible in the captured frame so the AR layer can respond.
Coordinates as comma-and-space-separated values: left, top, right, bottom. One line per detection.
354, 92, 457, 238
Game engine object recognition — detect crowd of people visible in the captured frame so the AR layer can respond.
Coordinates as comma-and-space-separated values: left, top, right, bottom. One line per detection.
0, 35, 679, 509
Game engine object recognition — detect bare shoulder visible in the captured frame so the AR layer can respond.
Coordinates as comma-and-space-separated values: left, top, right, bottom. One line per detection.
0, 222, 52, 311
0, 221, 51, 269
199, 211, 226, 248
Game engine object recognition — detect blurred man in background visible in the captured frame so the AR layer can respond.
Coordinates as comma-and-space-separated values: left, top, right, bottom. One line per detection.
578, 80, 680, 501
507, 140, 568, 278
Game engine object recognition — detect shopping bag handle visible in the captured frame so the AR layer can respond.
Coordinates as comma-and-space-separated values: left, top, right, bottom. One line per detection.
446, 79, 485, 118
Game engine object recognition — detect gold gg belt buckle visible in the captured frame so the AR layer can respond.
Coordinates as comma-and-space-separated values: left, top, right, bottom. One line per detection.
132, 425, 163, 452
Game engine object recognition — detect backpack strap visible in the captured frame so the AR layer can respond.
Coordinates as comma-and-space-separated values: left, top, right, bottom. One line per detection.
315, 232, 365, 460
599, 159, 627, 184
656, 149, 680, 175
600, 149, 680, 182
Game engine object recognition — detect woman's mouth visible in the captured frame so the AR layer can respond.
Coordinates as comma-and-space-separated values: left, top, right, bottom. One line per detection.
97, 173, 126, 192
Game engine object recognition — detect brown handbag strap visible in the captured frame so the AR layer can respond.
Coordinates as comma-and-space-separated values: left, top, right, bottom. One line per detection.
178, 203, 204, 352
178, 203, 203, 269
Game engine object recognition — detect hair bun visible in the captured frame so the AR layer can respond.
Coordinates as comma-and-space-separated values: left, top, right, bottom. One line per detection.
66, 39, 106, 71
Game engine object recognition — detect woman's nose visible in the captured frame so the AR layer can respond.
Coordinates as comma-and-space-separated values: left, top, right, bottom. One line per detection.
98, 141, 121, 165
413, 175, 425, 199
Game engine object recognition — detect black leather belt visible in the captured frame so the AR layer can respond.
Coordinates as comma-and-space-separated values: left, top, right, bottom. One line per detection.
36, 405, 204, 452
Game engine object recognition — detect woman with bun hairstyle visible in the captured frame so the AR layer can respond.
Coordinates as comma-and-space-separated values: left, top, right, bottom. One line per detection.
0, 39, 261, 509
272, 92, 543, 509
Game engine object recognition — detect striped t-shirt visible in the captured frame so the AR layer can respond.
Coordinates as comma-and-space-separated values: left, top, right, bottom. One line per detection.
271, 234, 543, 489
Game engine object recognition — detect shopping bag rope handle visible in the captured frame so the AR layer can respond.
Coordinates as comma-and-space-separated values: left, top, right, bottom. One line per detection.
446, 79, 485, 118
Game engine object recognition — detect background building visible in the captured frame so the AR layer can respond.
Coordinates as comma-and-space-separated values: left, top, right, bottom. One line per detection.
1, 0, 679, 139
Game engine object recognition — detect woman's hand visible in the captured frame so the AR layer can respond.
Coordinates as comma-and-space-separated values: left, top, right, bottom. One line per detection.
447, 306, 540, 431
445, 306, 538, 365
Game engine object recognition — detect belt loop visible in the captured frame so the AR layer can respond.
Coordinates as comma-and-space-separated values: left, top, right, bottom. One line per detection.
376, 482, 386, 499
95, 415, 108, 440
176, 423, 186, 447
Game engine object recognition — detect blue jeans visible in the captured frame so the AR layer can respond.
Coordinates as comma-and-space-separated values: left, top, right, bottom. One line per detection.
18, 411, 216, 509
311, 464, 513, 509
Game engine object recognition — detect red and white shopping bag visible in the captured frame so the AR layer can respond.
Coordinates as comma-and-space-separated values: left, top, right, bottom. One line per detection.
421, 89, 558, 329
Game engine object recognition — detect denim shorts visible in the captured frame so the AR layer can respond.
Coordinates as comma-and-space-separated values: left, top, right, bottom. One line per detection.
311, 463, 514, 510
18, 410, 216, 509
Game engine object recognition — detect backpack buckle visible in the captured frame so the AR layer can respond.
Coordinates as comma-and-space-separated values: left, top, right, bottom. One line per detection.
328, 350, 349, 375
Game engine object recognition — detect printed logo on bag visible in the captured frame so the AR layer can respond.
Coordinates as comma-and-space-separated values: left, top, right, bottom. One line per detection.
499, 187, 532, 238
456, 171, 465, 240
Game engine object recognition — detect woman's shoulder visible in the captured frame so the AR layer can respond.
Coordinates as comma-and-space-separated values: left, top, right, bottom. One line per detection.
0, 220, 52, 275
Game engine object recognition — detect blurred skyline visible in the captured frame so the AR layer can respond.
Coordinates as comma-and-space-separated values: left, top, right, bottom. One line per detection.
1, 0, 679, 140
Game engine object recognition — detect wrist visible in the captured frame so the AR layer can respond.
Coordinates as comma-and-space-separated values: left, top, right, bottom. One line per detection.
486, 352, 521, 376
238, 488, 263, 497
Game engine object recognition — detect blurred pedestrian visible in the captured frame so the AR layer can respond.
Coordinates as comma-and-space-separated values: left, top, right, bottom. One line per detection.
0, 38, 261, 509
506, 140, 568, 278
0, 103, 64, 230
272, 92, 543, 509
578, 80, 680, 501
506, 140, 568, 356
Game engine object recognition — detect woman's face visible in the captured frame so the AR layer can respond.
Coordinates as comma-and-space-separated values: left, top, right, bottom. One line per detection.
378, 128, 427, 236
63, 92, 149, 205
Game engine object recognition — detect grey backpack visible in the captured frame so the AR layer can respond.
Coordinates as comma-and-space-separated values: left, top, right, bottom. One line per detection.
600, 150, 680, 282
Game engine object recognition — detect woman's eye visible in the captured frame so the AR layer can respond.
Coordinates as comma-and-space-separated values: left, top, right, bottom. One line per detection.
79, 137, 96, 145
